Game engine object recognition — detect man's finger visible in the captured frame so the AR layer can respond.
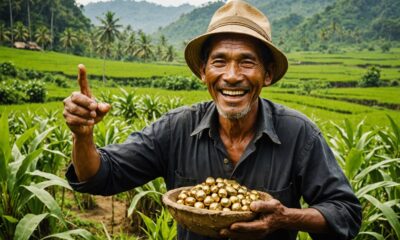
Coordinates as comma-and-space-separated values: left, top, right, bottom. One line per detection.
78, 64, 92, 98
250, 199, 279, 213
230, 219, 268, 232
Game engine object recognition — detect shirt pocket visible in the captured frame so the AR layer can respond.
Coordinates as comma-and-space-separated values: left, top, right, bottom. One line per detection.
264, 182, 297, 207
174, 170, 198, 188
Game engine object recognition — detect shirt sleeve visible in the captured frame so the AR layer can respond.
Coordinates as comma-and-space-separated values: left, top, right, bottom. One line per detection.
65, 115, 170, 196
296, 131, 362, 240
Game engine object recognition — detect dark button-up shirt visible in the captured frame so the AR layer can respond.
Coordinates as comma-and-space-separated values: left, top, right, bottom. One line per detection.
66, 98, 362, 240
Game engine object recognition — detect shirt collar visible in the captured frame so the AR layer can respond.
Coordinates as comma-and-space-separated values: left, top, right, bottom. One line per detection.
190, 99, 281, 145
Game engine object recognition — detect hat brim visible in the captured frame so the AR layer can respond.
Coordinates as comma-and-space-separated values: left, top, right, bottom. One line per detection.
184, 25, 288, 85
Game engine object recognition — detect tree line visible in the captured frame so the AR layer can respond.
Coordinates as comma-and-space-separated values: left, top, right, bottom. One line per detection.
0, 0, 177, 63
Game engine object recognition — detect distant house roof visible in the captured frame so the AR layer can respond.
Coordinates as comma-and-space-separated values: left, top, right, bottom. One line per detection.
13, 41, 42, 51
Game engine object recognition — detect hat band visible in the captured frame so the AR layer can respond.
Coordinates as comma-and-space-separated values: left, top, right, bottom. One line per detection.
207, 15, 271, 42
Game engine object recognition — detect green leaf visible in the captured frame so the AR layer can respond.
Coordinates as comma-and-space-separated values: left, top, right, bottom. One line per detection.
387, 114, 400, 142
29, 170, 72, 190
15, 149, 43, 186
23, 185, 65, 224
28, 127, 55, 152
41, 229, 95, 240
127, 190, 162, 217
3, 215, 19, 223
356, 181, 399, 198
345, 148, 363, 179
358, 231, 385, 240
354, 158, 399, 182
138, 212, 156, 235
15, 126, 37, 149
14, 213, 48, 240
0, 113, 11, 182
363, 194, 400, 239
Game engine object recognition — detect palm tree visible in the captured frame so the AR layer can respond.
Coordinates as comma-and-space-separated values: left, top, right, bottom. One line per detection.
13, 22, 28, 42
86, 30, 98, 58
0, 23, 10, 45
159, 34, 167, 48
134, 32, 154, 62
8, 0, 14, 46
96, 11, 122, 82
163, 45, 176, 62
125, 32, 136, 59
35, 26, 51, 50
60, 28, 77, 53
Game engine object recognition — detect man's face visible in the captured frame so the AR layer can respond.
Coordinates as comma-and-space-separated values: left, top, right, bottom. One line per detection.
200, 34, 272, 120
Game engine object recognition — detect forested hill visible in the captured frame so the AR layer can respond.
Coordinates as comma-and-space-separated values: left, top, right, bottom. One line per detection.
83, 0, 194, 33
0, 0, 91, 44
155, 0, 399, 50
278, 0, 400, 50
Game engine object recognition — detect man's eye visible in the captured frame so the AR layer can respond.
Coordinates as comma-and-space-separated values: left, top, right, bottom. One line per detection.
212, 60, 226, 67
241, 61, 256, 68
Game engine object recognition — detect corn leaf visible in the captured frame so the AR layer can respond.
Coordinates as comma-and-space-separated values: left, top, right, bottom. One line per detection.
3, 215, 18, 223
356, 181, 399, 198
127, 190, 162, 217
358, 231, 385, 240
29, 170, 72, 190
23, 185, 65, 224
363, 194, 400, 239
354, 158, 399, 182
14, 213, 48, 240
41, 229, 95, 240
15, 126, 37, 149
15, 149, 43, 186
345, 148, 363, 179
0, 113, 11, 181
28, 127, 55, 152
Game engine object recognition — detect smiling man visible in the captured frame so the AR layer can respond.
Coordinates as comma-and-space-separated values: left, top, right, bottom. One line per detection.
63, 0, 361, 239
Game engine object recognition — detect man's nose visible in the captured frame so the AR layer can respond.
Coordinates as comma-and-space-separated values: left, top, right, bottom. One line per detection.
223, 62, 241, 83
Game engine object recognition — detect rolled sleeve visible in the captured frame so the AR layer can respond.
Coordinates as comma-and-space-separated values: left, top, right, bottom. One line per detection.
297, 132, 362, 240
65, 152, 111, 195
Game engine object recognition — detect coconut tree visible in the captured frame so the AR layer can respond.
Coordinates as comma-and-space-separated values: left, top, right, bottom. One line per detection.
60, 28, 77, 53
134, 32, 154, 62
163, 45, 176, 62
96, 11, 122, 82
13, 22, 28, 42
0, 23, 10, 45
125, 32, 136, 60
35, 26, 51, 50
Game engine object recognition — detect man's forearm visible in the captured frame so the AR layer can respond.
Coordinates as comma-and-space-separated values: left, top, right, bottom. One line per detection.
72, 133, 101, 182
283, 207, 330, 233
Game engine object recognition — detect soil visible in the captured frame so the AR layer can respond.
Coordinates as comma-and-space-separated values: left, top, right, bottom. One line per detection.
71, 195, 135, 236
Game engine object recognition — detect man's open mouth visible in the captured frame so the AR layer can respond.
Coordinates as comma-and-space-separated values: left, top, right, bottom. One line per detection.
221, 89, 248, 96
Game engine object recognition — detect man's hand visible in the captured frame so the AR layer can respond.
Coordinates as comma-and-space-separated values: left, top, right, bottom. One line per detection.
63, 64, 111, 137
219, 199, 289, 239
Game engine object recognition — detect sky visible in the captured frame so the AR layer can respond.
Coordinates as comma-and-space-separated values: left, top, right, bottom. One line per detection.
75, 0, 218, 7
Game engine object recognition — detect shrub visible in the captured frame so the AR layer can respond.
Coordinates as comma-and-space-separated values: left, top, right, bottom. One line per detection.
25, 80, 46, 102
54, 75, 69, 88
358, 66, 381, 87
390, 79, 399, 86
24, 68, 43, 80
0, 62, 17, 77
0, 81, 24, 104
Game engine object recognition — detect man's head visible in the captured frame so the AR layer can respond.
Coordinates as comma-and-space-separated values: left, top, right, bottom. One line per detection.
185, 0, 288, 85
200, 33, 273, 120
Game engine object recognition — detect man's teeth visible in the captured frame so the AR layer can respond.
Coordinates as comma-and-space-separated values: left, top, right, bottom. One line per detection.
221, 90, 245, 96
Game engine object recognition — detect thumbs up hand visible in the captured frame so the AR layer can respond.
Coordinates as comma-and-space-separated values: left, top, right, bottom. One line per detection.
63, 64, 111, 137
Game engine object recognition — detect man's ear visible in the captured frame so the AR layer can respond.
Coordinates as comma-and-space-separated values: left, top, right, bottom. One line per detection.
200, 63, 206, 83
264, 64, 274, 86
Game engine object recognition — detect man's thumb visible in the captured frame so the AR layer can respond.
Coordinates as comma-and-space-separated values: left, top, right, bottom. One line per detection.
98, 102, 111, 114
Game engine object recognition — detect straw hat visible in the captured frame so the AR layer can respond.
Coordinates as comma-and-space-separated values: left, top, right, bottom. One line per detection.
184, 0, 288, 84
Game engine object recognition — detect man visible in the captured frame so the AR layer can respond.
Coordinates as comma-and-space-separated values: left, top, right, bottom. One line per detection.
63, 0, 361, 239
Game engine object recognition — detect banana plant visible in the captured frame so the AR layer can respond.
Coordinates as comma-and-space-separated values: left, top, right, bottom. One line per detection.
0, 113, 94, 240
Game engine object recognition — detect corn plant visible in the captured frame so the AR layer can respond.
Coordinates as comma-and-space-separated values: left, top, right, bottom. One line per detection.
112, 88, 140, 122
0, 113, 94, 240
329, 118, 400, 240
137, 208, 177, 240
138, 95, 163, 120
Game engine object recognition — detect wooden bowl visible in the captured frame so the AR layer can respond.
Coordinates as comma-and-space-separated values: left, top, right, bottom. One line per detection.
162, 186, 272, 238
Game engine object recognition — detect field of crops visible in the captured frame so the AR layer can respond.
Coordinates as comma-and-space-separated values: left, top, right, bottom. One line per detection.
1, 47, 399, 240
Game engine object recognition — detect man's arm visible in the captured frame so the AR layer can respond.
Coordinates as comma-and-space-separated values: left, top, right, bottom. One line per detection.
63, 64, 110, 181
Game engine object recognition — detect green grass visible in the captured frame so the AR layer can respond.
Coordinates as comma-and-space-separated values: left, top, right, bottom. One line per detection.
313, 87, 400, 105
0, 47, 191, 78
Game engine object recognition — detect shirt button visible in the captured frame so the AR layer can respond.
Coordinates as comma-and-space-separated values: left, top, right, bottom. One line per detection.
223, 158, 229, 164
